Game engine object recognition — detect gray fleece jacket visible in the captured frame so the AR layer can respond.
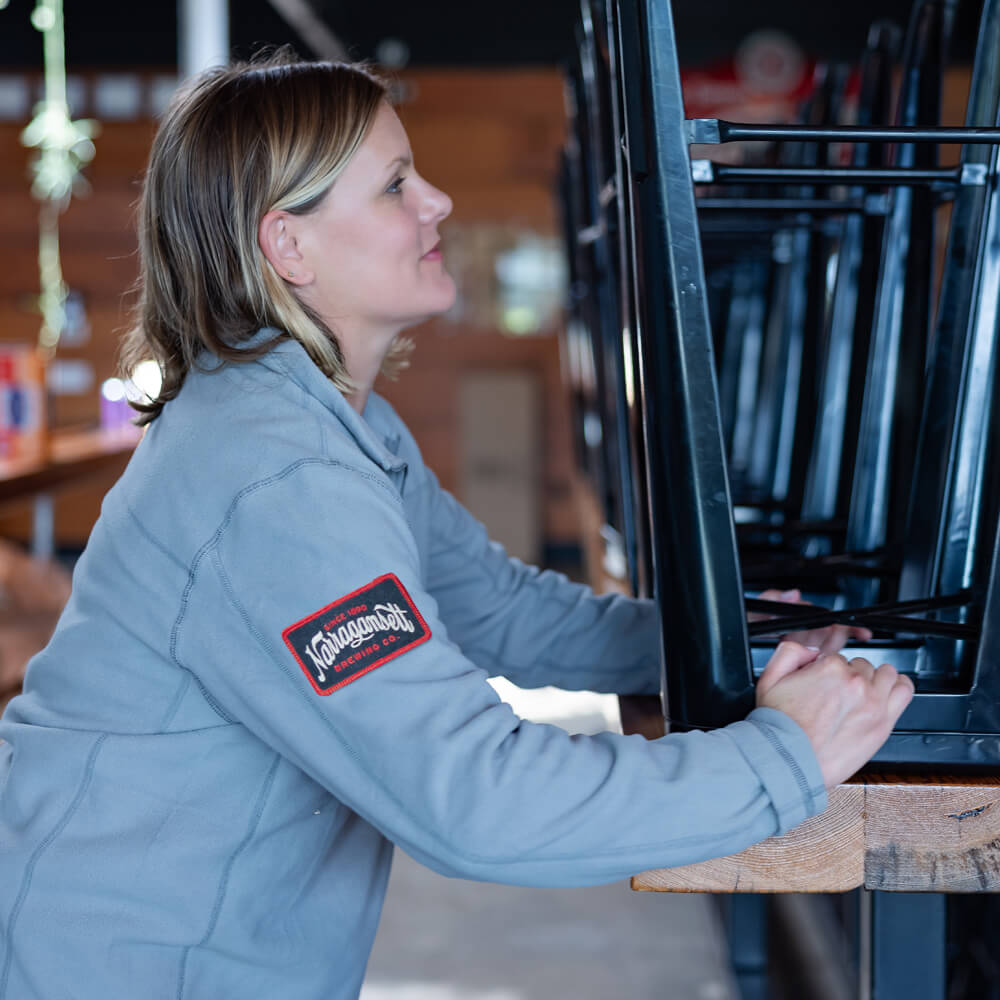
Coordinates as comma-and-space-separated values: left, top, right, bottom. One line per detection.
0, 332, 826, 999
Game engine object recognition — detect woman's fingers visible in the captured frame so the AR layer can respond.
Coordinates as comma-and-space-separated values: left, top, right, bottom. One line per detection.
888, 673, 916, 717
750, 588, 799, 615
848, 656, 876, 683
756, 640, 822, 701
751, 589, 875, 653
757, 652, 916, 787
872, 662, 915, 718
872, 661, 899, 693
818, 624, 851, 654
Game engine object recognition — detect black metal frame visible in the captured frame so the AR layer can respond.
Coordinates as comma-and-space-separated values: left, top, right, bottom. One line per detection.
596, 0, 1000, 764
801, 24, 899, 544
560, 0, 652, 594
611, 0, 754, 726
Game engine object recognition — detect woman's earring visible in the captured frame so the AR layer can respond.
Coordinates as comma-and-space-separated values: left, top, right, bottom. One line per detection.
287, 271, 295, 278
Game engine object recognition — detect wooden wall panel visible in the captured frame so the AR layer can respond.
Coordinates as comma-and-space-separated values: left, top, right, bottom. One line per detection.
0, 68, 577, 555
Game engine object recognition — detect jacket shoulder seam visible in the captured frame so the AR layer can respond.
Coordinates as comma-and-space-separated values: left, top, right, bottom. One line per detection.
168, 458, 400, 725
125, 501, 191, 574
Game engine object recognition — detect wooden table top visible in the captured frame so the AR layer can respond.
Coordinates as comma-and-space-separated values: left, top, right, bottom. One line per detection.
632, 768, 1000, 895
0, 426, 141, 507
618, 699, 1000, 895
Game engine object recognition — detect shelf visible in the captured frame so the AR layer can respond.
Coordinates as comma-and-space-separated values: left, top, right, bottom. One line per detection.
0, 425, 140, 509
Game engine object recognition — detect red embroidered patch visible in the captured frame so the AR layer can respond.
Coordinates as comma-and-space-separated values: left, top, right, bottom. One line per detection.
282, 574, 431, 695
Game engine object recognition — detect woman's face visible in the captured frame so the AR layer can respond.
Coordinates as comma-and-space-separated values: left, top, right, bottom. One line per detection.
292, 101, 456, 340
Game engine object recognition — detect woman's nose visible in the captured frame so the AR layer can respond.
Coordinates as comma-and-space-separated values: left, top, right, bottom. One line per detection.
419, 179, 453, 224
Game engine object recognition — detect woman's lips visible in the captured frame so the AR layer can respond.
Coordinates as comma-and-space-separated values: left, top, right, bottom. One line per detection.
422, 243, 442, 261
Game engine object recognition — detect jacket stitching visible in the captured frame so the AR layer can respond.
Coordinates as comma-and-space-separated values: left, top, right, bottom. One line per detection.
176, 458, 768, 868
262, 352, 403, 473
211, 548, 767, 866
125, 502, 190, 573
0, 734, 108, 998
0, 721, 237, 738
123, 503, 201, 731
316, 406, 329, 455
160, 672, 195, 731
747, 718, 814, 813
175, 753, 281, 1000
210, 550, 366, 774
169, 458, 400, 727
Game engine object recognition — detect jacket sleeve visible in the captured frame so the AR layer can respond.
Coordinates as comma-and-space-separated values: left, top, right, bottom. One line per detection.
178, 458, 827, 887
421, 466, 661, 695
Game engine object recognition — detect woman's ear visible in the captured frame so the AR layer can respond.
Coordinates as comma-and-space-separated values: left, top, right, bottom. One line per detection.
258, 210, 313, 286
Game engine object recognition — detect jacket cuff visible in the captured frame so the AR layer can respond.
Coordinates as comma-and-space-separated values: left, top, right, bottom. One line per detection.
727, 706, 828, 834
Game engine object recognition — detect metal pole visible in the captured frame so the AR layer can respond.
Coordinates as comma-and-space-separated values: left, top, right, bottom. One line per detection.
687, 118, 1000, 145
869, 892, 946, 999
265, 0, 348, 60
691, 161, 978, 187
31, 493, 54, 561
725, 895, 770, 1000
178, 0, 229, 78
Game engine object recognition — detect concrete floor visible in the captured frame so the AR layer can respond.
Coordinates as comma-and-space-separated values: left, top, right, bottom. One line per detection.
361, 687, 740, 1000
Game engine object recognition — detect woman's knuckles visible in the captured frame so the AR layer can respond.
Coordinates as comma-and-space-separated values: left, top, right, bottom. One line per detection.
845, 673, 869, 700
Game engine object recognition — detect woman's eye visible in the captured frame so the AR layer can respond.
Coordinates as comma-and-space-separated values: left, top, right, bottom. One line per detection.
386, 176, 405, 194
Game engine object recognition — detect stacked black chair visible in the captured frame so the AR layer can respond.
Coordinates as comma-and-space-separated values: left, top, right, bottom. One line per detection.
563, 8, 645, 591
562, 0, 1000, 994
568, 0, 1000, 765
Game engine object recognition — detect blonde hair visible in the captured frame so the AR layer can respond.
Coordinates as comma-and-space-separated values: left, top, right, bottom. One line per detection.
122, 51, 411, 423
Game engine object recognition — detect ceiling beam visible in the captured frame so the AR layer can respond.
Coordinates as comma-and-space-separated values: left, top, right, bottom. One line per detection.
265, 0, 348, 60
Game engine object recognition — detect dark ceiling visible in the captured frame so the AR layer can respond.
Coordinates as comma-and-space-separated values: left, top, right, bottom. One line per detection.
0, 0, 983, 70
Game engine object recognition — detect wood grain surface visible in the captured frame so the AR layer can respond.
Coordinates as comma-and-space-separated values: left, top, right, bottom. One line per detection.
633, 773, 1000, 894
633, 784, 865, 893
864, 774, 1000, 892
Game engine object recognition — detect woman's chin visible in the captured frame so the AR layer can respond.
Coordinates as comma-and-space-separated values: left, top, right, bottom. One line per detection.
426, 277, 458, 316
394, 277, 458, 329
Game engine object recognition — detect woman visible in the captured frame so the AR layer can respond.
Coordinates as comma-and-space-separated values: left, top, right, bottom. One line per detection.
0, 55, 912, 999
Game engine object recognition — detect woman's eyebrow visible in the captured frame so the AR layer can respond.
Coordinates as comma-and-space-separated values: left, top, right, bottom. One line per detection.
383, 154, 412, 174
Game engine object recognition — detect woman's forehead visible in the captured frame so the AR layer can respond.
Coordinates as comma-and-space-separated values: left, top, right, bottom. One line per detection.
363, 103, 410, 159
325, 104, 410, 200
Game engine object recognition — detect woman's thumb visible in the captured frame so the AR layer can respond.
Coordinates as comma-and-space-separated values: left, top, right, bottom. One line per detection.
756, 640, 820, 698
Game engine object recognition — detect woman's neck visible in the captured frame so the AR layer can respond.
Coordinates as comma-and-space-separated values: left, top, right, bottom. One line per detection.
337, 321, 399, 415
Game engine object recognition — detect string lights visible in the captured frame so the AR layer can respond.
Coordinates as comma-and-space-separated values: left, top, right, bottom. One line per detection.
11, 0, 99, 357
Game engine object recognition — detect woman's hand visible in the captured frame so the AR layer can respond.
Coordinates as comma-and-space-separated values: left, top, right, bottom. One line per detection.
756, 641, 914, 788
752, 588, 873, 654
